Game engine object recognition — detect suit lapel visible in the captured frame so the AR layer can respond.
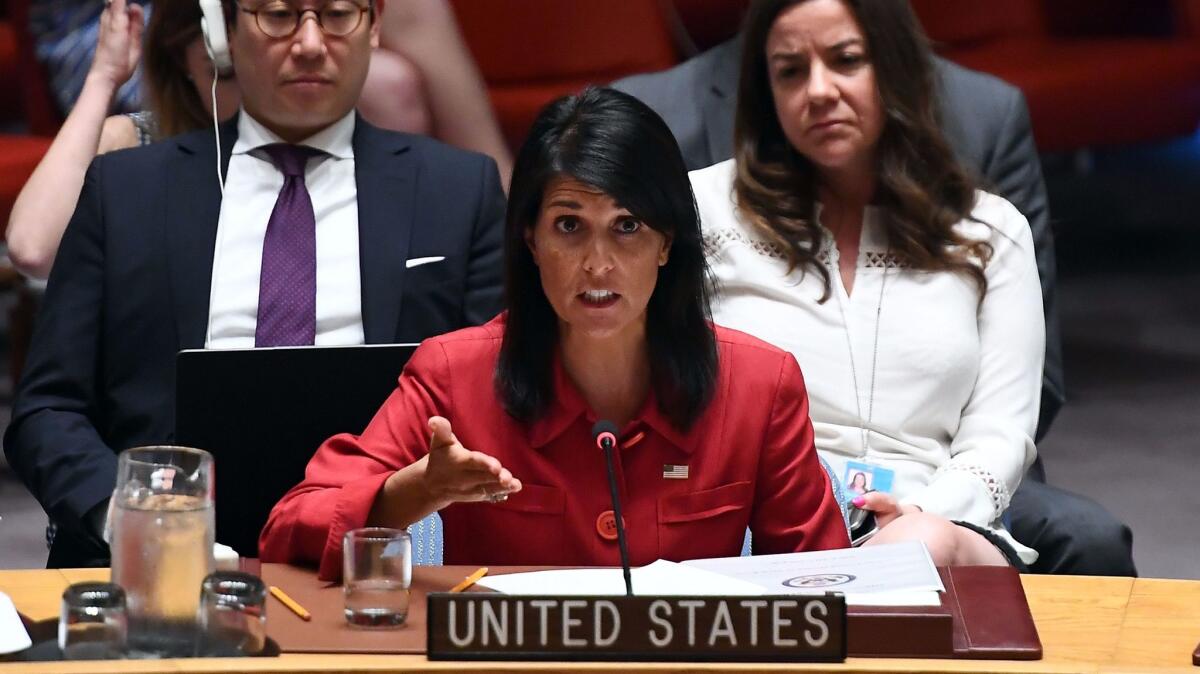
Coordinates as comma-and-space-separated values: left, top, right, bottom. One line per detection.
354, 117, 415, 343
167, 118, 238, 350
702, 37, 742, 166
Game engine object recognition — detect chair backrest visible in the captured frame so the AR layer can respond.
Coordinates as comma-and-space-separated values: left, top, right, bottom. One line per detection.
450, 0, 678, 85
0, 21, 21, 122
409, 510, 444, 566
408, 454, 851, 565
669, 0, 750, 52
910, 0, 1046, 47
448, 0, 680, 148
6, 0, 61, 135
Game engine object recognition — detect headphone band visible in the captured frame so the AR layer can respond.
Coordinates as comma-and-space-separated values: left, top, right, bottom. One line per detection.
199, 0, 233, 73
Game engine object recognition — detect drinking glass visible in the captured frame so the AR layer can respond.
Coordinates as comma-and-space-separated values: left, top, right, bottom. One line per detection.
197, 572, 268, 656
109, 446, 215, 657
343, 527, 411, 628
58, 582, 127, 660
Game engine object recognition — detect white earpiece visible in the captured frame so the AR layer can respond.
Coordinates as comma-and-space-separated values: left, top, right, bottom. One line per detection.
198, 0, 230, 195
199, 0, 233, 74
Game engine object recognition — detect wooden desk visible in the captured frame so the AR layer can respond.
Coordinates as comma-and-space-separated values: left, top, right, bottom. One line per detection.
2, 570, 1196, 674
1108, 578, 1200, 673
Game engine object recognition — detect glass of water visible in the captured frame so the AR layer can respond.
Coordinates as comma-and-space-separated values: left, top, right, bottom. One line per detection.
58, 582, 127, 660
197, 571, 268, 656
343, 527, 411, 628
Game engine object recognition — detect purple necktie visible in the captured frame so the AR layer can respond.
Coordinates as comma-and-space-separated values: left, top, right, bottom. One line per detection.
255, 143, 323, 347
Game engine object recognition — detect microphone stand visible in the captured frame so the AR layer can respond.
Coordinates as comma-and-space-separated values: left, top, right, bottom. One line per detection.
594, 421, 633, 596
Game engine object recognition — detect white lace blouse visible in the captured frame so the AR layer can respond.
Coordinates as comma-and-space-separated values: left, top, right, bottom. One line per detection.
691, 159, 1044, 563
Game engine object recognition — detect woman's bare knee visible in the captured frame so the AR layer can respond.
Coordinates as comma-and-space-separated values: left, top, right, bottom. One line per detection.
951, 527, 1010, 566
868, 513, 1010, 566
866, 512, 961, 565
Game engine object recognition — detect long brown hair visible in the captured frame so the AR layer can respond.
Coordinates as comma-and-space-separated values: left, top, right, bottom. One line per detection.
142, 0, 217, 137
733, 0, 991, 301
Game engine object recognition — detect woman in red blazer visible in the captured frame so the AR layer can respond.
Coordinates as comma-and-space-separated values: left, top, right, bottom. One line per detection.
260, 87, 849, 580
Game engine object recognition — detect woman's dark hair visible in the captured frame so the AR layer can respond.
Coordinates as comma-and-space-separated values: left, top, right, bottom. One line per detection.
496, 86, 718, 431
734, 0, 991, 301
143, 0, 219, 137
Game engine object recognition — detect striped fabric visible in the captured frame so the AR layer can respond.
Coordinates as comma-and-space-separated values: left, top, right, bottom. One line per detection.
28, 0, 151, 115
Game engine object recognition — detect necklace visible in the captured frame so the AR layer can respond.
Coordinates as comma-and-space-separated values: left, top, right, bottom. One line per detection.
828, 238, 889, 455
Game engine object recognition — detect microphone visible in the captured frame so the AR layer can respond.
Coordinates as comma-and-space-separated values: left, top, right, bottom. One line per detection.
592, 420, 632, 596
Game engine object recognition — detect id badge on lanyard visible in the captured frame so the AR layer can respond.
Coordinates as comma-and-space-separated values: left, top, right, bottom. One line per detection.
842, 460, 895, 499
842, 460, 896, 547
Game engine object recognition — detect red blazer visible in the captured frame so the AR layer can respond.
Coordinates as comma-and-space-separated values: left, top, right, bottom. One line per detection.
260, 317, 849, 579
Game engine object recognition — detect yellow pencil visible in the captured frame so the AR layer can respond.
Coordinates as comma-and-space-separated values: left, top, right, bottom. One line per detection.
449, 567, 489, 593
269, 585, 312, 621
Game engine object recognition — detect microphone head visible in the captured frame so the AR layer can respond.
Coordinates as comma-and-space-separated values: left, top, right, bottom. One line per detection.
592, 420, 619, 449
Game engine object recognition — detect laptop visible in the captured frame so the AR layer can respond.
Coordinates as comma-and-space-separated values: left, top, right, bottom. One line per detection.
175, 344, 418, 557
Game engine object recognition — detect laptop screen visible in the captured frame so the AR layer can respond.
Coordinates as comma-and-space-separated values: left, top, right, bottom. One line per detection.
175, 344, 417, 557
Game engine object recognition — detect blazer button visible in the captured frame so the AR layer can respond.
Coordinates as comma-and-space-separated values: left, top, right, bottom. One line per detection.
595, 510, 626, 541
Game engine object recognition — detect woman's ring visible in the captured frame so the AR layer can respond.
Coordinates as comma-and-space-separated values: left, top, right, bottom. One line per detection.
486, 491, 508, 503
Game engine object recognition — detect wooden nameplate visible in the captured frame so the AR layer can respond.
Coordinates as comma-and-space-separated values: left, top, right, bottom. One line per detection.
427, 593, 846, 662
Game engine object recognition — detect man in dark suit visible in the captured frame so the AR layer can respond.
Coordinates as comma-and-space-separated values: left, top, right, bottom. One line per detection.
614, 38, 1135, 575
4, 0, 504, 567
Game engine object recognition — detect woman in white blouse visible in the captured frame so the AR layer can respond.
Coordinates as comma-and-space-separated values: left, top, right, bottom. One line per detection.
691, 0, 1044, 567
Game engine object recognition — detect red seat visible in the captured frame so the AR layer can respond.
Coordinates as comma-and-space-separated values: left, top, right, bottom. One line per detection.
912, 0, 1200, 152
0, 21, 21, 122
947, 38, 1200, 151
0, 134, 49, 386
0, 134, 52, 225
449, 0, 680, 150
8, 0, 62, 135
670, 0, 749, 51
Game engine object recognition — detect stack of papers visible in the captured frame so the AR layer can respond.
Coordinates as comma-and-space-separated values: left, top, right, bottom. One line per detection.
475, 559, 765, 596
476, 541, 944, 607
683, 540, 945, 606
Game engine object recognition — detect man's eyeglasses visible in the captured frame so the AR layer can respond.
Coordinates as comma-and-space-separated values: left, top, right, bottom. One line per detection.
238, 0, 370, 38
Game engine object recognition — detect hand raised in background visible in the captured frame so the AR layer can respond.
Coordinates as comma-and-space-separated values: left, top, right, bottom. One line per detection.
90, 0, 144, 92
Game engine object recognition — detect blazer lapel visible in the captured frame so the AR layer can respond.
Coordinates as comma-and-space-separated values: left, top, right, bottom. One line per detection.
354, 117, 416, 343
702, 37, 742, 166
167, 117, 238, 350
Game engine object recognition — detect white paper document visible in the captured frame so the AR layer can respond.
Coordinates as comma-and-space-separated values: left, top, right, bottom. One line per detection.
0, 591, 32, 655
476, 559, 768, 597
477, 542, 943, 607
682, 541, 945, 606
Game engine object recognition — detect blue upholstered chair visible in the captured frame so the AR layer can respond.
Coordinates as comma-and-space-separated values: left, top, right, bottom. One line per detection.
407, 456, 850, 565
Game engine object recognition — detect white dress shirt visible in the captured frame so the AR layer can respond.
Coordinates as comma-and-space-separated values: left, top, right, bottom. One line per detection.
692, 159, 1044, 563
206, 110, 364, 348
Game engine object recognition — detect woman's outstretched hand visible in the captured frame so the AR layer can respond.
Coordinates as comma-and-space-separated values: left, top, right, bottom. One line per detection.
422, 416, 522, 505
371, 417, 523, 528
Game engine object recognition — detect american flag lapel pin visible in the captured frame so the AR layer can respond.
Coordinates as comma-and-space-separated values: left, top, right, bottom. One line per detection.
662, 464, 689, 479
